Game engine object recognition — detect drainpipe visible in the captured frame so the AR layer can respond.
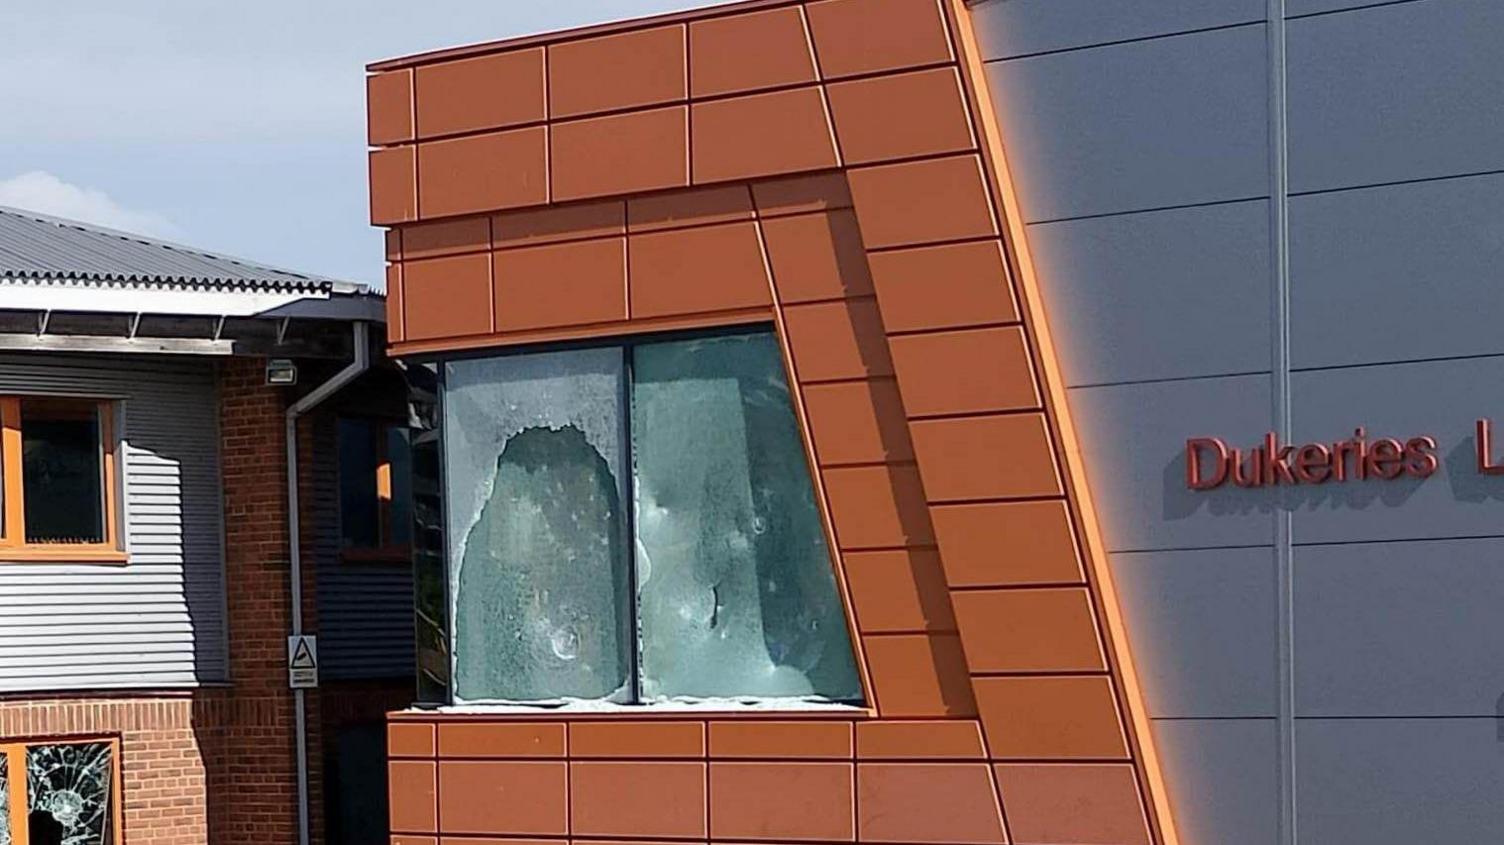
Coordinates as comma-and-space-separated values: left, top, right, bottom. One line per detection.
285, 320, 370, 845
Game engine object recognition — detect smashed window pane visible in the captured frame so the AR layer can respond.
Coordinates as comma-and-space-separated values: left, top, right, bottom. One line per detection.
26, 742, 114, 845
1, 752, 9, 845
632, 334, 862, 702
444, 349, 631, 703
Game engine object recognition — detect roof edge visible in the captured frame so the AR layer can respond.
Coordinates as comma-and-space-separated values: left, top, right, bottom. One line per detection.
367, 0, 795, 72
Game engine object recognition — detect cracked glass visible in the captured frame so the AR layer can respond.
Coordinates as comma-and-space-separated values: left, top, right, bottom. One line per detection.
26, 742, 114, 845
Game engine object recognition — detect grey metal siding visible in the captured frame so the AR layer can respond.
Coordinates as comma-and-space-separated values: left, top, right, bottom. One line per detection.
0, 353, 227, 690
972, 0, 1504, 840
310, 417, 414, 681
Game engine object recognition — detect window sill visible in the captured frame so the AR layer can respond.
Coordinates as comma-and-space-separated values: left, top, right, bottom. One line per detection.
408, 700, 873, 720
0, 547, 128, 564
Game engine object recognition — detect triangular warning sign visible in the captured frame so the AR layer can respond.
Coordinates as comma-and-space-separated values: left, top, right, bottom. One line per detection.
290, 638, 316, 669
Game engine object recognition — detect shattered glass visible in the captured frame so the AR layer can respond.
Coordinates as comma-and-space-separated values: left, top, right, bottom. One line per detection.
444, 349, 631, 703
26, 742, 114, 845
1, 752, 9, 845
632, 333, 862, 702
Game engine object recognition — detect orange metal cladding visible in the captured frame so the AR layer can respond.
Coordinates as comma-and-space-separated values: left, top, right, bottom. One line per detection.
368, 1, 1180, 844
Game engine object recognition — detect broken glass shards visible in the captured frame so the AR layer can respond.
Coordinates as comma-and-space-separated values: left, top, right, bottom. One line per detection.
26, 742, 114, 845
445, 349, 631, 703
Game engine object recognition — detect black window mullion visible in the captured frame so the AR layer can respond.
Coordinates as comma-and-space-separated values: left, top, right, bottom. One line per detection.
622, 343, 643, 705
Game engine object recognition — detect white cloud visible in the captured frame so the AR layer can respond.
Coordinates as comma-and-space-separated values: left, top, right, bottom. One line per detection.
0, 171, 182, 239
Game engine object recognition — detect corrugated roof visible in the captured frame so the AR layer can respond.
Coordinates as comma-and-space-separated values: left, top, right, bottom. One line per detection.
0, 205, 361, 293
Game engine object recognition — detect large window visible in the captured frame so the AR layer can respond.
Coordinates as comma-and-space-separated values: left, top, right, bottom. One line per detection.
0, 397, 122, 562
337, 417, 413, 561
0, 739, 119, 845
440, 330, 862, 706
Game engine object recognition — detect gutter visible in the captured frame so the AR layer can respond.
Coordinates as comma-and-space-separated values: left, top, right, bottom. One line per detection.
285, 320, 370, 845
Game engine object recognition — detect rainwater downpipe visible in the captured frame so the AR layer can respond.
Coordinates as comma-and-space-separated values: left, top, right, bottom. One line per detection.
285, 320, 370, 845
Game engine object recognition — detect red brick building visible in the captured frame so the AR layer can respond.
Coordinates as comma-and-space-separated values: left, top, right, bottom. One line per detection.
0, 207, 410, 845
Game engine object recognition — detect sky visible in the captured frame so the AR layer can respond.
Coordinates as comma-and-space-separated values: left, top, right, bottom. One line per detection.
0, 0, 725, 288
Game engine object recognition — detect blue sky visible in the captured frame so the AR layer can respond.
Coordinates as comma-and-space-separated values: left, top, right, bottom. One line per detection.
0, 1, 724, 287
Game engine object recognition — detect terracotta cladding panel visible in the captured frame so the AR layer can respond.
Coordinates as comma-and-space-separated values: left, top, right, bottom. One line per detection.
910, 414, 1063, 502
435, 722, 565, 758
368, 69, 414, 145
628, 220, 771, 318
855, 721, 987, 760
370, 147, 417, 225
805, 0, 954, 79
762, 209, 873, 304
708, 721, 854, 759
437, 760, 568, 835
570, 761, 708, 837
692, 87, 839, 184
821, 464, 933, 549
709, 761, 855, 841
827, 67, 975, 165
782, 298, 892, 382
863, 633, 976, 717
386, 264, 405, 343
856, 763, 1006, 844
975, 676, 1130, 761
869, 240, 1018, 332
549, 25, 687, 118
627, 184, 754, 233
689, 6, 818, 97
952, 588, 1106, 673
568, 721, 705, 758
494, 238, 628, 331
890, 327, 1040, 417
995, 763, 1151, 845
389, 760, 437, 833
844, 548, 956, 633
551, 106, 689, 201
753, 171, 853, 218
493, 200, 626, 247
848, 155, 997, 249
417, 126, 548, 218
931, 500, 1085, 588
389, 722, 435, 758
802, 379, 913, 466
385, 228, 403, 261
402, 253, 492, 340
414, 48, 546, 138
401, 216, 490, 260
390, 837, 435, 845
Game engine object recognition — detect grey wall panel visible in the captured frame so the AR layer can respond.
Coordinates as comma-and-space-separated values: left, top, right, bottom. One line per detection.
1289, 357, 1504, 545
1029, 200, 1271, 386
984, 25, 1267, 222
1287, 0, 1504, 193
1286, 0, 1415, 16
0, 353, 226, 692
1113, 547, 1277, 718
310, 417, 415, 681
1290, 173, 1504, 370
1068, 374, 1274, 552
1296, 717, 1504, 844
1152, 718, 1280, 845
968, 0, 1263, 60
1295, 537, 1504, 717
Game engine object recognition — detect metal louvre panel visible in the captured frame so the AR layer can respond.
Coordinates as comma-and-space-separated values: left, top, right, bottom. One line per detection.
0, 352, 228, 691
310, 417, 415, 681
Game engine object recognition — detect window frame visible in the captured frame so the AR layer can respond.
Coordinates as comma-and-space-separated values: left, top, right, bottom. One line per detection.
0, 396, 125, 564
1, 736, 124, 845
335, 415, 413, 564
428, 323, 866, 709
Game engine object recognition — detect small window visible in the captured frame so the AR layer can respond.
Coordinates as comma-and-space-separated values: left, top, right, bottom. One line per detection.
1, 739, 120, 845
337, 417, 412, 561
441, 330, 863, 706
0, 397, 122, 561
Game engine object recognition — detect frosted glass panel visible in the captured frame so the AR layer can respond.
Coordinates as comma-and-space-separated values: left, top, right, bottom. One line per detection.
632, 333, 862, 702
444, 348, 631, 703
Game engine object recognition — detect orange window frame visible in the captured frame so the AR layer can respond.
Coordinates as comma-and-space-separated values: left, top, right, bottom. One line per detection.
338, 417, 411, 563
1, 736, 124, 845
0, 397, 125, 563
